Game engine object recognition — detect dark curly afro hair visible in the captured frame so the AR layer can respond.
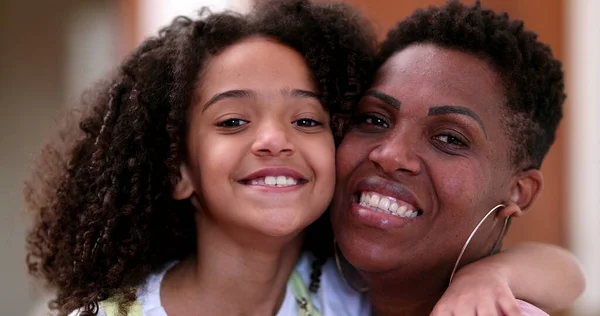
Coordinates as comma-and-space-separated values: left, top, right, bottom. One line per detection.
24, 1, 376, 315
378, 0, 565, 169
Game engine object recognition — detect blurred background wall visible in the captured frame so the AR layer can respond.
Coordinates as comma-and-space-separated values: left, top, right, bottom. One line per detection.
1, 0, 597, 315
1, 1, 117, 315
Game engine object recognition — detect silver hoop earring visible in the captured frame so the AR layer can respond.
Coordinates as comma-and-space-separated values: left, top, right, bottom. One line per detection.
448, 204, 511, 284
333, 239, 369, 293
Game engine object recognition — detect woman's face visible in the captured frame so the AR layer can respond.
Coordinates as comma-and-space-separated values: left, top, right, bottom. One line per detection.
175, 37, 335, 239
331, 44, 519, 275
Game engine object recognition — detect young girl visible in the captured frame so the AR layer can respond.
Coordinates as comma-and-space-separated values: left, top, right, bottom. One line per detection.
25, 1, 583, 316
26, 1, 374, 315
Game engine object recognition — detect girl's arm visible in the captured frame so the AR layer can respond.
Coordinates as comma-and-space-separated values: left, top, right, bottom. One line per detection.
432, 242, 585, 315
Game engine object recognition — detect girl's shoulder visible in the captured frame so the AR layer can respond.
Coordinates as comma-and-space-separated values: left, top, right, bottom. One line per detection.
295, 252, 371, 316
68, 299, 141, 316
69, 262, 175, 316
516, 300, 549, 316
68, 307, 108, 316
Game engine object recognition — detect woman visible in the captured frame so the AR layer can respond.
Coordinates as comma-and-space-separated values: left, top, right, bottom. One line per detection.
330, 1, 584, 315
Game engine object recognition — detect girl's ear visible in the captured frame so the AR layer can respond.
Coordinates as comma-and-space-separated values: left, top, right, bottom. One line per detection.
172, 163, 195, 200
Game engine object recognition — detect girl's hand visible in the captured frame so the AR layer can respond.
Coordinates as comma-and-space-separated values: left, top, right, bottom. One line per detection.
431, 263, 522, 316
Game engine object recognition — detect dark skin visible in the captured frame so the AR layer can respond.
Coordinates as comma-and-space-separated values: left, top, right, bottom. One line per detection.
331, 44, 542, 316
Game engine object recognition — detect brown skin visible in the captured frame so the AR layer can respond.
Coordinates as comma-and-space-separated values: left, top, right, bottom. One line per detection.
167, 37, 336, 316
331, 44, 542, 315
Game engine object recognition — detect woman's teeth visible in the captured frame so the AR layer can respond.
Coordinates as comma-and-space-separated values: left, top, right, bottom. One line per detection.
250, 176, 298, 187
359, 192, 419, 218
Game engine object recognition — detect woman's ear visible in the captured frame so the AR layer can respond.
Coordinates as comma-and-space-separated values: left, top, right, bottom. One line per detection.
498, 201, 523, 219
172, 163, 195, 200
499, 169, 544, 219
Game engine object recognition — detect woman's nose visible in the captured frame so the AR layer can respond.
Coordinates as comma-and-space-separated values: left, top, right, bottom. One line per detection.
368, 130, 422, 176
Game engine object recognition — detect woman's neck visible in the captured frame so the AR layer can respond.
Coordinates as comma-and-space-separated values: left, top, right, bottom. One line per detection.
161, 216, 304, 316
364, 267, 449, 316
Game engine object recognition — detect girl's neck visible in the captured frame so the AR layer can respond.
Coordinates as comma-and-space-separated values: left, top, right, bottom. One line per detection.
364, 267, 449, 316
161, 216, 304, 316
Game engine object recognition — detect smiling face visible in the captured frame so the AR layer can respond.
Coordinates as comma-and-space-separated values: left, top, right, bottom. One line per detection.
174, 36, 335, 239
331, 44, 529, 275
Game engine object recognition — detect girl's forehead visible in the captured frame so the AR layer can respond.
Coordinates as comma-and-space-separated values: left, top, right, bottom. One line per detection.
198, 37, 316, 100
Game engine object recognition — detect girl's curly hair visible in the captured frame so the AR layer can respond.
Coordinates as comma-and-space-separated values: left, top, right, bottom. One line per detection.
24, 1, 376, 315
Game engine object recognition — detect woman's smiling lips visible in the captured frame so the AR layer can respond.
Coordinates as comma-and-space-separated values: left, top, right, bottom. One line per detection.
350, 176, 424, 229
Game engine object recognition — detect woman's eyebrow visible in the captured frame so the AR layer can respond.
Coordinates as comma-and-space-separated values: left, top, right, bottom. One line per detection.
203, 89, 256, 112
364, 90, 401, 109
428, 105, 487, 138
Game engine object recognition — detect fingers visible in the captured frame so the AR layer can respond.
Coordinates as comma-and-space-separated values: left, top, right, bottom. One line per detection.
431, 295, 523, 316
497, 296, 522, 316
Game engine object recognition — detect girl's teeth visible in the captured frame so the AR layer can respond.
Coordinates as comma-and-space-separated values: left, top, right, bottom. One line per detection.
251, 176, 298, 187
276, 176, 287, 185
359, 192, 419, 218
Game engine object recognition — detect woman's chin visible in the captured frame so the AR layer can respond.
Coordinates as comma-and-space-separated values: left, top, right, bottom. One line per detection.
339, 238, 403, 273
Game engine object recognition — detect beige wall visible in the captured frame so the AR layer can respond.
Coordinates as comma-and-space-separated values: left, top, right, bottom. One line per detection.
0, 1, 115, 315
0, 3, 68, 315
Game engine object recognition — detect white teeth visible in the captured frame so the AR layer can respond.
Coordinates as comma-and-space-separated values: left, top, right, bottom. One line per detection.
249, 176, 299, 187
369, 195, 380, 206
265, 176, 276, 185
378, 198, 390, 210
276, 176, 287, 185
359, 192, 419, 218
398, 205, 407, 216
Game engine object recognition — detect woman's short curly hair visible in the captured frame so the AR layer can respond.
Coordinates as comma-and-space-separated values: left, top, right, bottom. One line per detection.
378, 0, 565, 168
24, 1, 376, 315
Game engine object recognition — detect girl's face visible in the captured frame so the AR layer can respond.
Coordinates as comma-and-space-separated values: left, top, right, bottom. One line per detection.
331, 44, 537, 276
175, 37, 335, 240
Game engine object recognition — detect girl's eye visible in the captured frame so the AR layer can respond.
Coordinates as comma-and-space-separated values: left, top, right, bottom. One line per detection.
292, 118, 322, 127
433, 134, 466, 147
216, 118, 249, 128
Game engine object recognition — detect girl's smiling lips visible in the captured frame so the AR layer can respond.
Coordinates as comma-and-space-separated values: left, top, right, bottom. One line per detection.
349, 176, 425, 229
238, 167, 309, 193
239, 167, 307, 182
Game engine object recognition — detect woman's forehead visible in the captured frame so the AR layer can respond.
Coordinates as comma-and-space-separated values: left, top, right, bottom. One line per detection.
371, 44, 506, 112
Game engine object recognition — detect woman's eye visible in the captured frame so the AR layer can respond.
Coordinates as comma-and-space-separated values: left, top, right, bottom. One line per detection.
293, 118, 322, 127
216, 118, 249, 128
434, 134, 466, 146
353, 113, 390, 129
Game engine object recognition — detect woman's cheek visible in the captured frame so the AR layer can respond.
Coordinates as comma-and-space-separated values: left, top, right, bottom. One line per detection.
437, 163, 479, 206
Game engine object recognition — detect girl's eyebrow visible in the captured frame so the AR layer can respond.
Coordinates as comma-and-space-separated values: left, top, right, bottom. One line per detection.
282, 88, 321, 100
202, 89, 256, 112
203, 88, 321, 112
